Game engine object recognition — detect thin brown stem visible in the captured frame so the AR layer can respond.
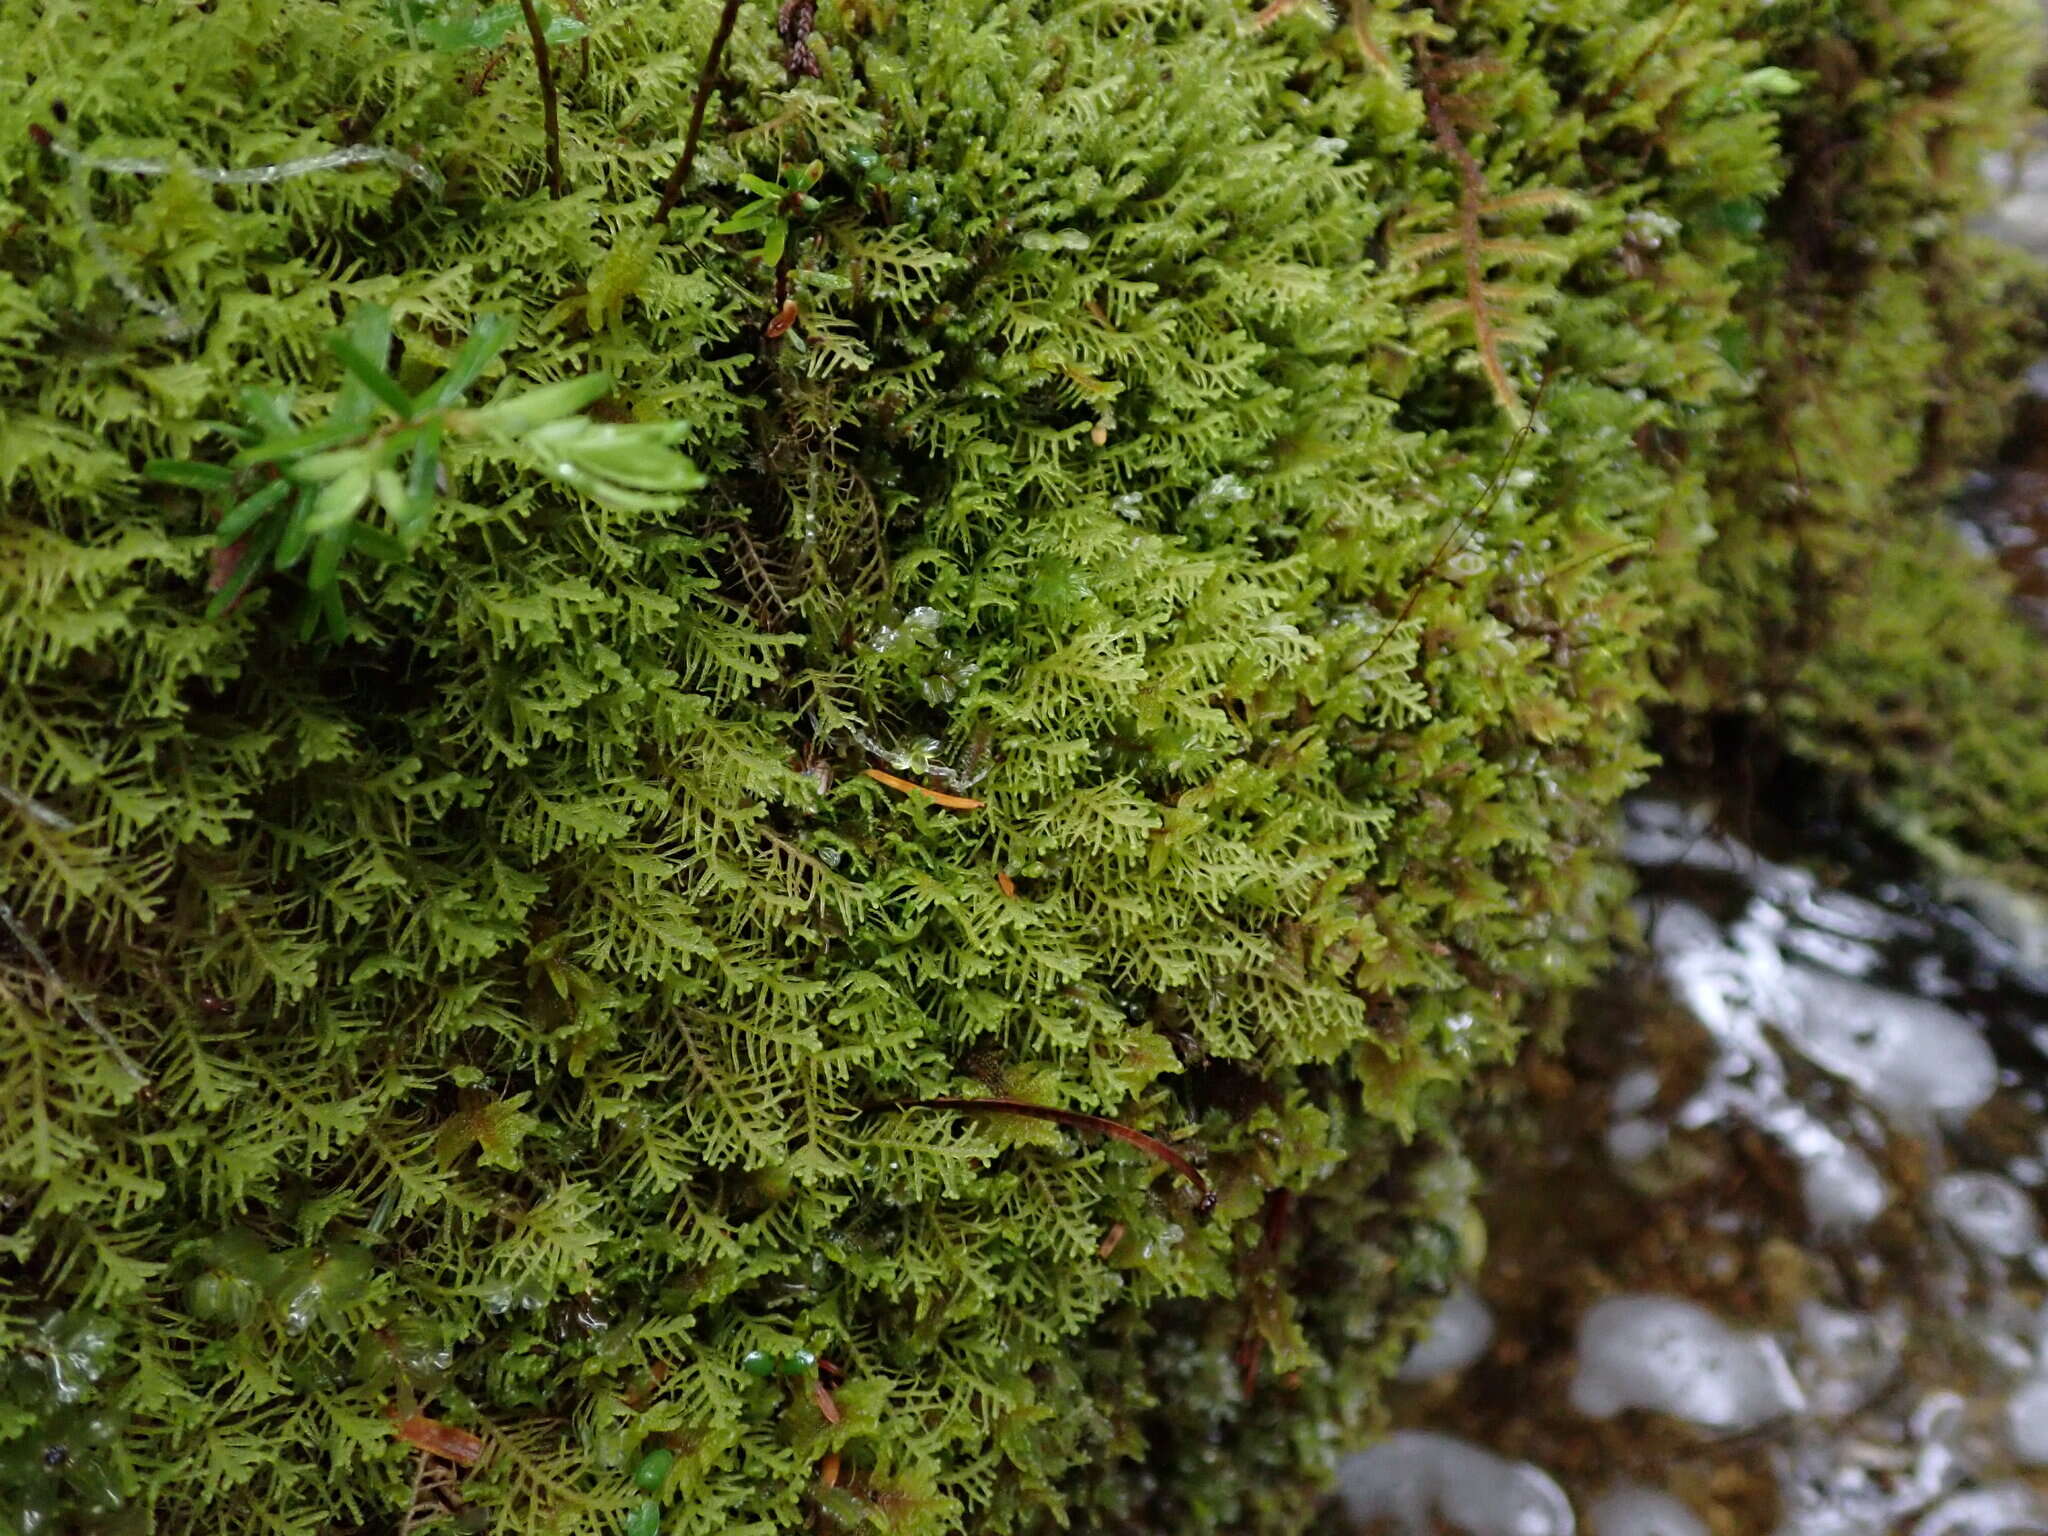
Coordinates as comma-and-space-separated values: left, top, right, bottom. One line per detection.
656, 0, 745, 223
887, 1096, 1215, 1213
1414, 35, 1517, 417
1347, 0, 1396, 75
516, 0, 565, 198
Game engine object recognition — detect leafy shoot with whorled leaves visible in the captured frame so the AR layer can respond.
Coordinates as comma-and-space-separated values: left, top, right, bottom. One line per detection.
145, 306, 705, 640
713, 161, 825, 267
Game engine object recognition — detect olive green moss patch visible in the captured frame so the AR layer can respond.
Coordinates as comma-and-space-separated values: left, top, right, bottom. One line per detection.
0, 0, 2040, 1532
1662, 3, 2048, 890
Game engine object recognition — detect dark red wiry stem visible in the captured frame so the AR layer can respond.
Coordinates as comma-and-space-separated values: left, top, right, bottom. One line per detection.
516, 0, 564, 198
655, 0, 744, 223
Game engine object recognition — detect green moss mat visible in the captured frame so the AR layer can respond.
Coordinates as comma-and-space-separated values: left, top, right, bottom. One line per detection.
1678, 239, 2048, 886
0, 1, 2039, 1531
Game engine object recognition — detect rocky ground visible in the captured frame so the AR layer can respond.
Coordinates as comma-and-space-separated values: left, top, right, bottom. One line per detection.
1343, 799, 2048, 1536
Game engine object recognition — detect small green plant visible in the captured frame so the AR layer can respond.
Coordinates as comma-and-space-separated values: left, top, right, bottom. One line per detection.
145, 306, 704, 639
713, 162, 825, 267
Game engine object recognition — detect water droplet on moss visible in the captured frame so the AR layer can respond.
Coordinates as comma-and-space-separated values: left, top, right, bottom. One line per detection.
19, 1311, 119, 1405
554, 1293, 614, 1340
478, 1275, 546, 1316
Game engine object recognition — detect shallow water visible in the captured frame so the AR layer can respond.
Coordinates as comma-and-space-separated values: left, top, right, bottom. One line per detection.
1339, 799, 2048, 1536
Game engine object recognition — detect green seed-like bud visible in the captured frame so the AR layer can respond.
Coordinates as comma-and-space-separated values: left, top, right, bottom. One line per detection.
632, 1447, 675, 1493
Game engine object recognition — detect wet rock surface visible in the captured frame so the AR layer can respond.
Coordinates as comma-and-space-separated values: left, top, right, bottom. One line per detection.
1340, 799, 2048, 1535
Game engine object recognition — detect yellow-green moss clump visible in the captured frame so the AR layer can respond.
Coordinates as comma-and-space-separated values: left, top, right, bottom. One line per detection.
0, 1, 2039, 1533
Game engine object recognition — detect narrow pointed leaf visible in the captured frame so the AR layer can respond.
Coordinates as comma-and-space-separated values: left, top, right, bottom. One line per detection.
414, 313, 518, 413
712, 207, 774, 235
143, 460, 237, 492
470, 374, 612, 433
292, 446, 373, 481
216, 477, 293, 541
328, 334, 414, 418
238, 387, 299, 437
307, 527, 347, 593
402, 422, 444, 538
333, 306, 395, 428
308, 467, 374, 534
205, 517, 284, 618
274, 485, 320, 571
373, 468, 410, 521
349, 524, 409, 563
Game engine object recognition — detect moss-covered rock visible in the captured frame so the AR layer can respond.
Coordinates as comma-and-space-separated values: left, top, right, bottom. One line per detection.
0, 1, 2039, 1532
1664, 0, 2048, 891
